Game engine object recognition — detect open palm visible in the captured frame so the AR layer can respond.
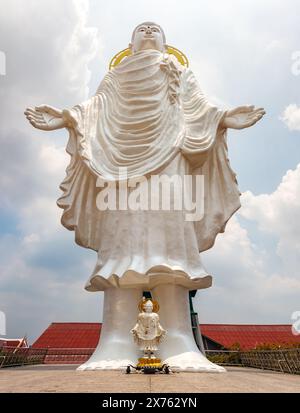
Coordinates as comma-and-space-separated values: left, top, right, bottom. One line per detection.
224, 106, 266, 130
24, 105, 65, 131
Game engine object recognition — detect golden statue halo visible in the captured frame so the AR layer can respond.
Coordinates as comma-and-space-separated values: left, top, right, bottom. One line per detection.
138, 297, 160, 313
166, 45, 189, 68
109, 45, 189, 70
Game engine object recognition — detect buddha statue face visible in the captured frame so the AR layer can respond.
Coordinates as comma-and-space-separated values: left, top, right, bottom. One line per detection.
129, 22, 166, 54
143, 300, 154, 313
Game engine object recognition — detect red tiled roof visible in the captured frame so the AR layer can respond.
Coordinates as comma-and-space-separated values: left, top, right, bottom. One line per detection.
32, 322, 300, 350
32, 323, 101, 349
201, 324, 300, 350
0, 338, 28, 348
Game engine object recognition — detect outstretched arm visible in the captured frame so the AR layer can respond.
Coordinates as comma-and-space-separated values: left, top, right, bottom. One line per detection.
24, 105, 68, 131
220, 105, 266, 130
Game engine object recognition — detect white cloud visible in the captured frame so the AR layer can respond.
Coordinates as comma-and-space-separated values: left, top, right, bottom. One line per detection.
39, 145, 69, 175
197, 217, 300, 325
240, 164, 300, 274
0, 0, 102, 342
196, 164, 300, 324
280, 104, 300, 131
0, 249, 101, 343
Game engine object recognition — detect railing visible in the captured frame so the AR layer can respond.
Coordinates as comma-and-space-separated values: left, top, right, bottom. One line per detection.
0, 347, 48, 368
206, 350, 242, 366
206, 349, 300, 375
1, 347, 299, 374
44, 348, 94, 364
0, 347, 94, 368
239, 349, 300, 375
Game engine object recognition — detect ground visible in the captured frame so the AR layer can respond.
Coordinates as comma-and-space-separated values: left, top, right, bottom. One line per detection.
0, 365, 300, 393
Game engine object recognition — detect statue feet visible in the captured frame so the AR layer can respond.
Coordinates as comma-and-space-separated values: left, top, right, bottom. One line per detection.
77, 341, 138, 371
77, 358, 135, 371
163, 351, 226, 373
77, 287, 142, 371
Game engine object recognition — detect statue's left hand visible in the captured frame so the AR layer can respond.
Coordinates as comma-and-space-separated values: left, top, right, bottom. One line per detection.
222, 106, 266, 130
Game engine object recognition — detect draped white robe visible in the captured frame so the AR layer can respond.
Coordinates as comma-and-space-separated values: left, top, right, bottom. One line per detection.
131, 311, 166, 351
57, 50, 241, 292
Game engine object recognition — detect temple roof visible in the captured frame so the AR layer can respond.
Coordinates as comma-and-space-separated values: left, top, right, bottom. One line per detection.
31, 322, 300, 350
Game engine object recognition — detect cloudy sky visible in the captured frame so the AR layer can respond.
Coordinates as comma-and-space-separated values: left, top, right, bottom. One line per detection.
0, 0, 299, 343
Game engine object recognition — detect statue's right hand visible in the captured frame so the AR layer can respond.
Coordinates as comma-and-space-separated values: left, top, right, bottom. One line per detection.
24, 105, 66, 131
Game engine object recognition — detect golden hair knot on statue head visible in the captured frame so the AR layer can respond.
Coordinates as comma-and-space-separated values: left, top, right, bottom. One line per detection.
109, 45, 189, 71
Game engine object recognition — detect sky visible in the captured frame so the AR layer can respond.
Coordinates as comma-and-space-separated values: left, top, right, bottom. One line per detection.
0, 0, 299, 344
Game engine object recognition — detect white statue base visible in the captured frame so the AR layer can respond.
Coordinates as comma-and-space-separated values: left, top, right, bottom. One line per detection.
163, 352, 226, 373
77, 359, 134, 371
77, 288, 140, 371
77, 284, 225, 373
78, 355, 225, 373
152, 284, 225, 373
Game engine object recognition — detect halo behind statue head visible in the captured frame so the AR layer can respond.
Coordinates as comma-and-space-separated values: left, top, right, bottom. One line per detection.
138, 297, 160, 313
109, 46, 189, 70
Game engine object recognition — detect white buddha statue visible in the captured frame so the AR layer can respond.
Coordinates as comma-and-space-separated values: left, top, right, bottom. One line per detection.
131, 298, 166, 361
25, 22, 265, 372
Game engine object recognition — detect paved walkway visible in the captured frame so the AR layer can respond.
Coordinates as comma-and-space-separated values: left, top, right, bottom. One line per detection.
0, 365, 299, 393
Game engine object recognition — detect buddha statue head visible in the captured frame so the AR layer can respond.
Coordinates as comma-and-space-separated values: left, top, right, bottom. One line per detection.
129, 22, 167, 54
143, 299, 154, 313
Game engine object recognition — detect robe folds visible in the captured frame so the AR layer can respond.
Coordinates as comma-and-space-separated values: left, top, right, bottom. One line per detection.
131, 312, 166, 352
57, 49, 241, 292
